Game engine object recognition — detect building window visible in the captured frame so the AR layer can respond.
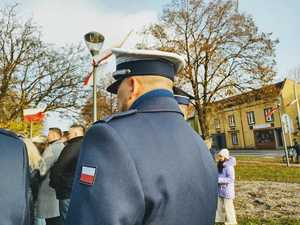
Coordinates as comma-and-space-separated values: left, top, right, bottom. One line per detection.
228, 115, 235, 127
264, 108, 274, 122
214, 119, 220, 129
231, 132, 238, 145
247, 111, 256, 125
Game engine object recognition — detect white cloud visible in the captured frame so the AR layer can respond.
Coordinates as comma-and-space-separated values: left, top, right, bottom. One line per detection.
20, 0, 157, 48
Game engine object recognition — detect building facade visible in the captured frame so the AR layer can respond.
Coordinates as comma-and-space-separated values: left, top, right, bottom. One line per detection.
188, 79, 300, 150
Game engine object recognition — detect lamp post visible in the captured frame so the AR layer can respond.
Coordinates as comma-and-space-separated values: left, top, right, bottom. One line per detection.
277, 96, 290, 167
84, 31, 105, 122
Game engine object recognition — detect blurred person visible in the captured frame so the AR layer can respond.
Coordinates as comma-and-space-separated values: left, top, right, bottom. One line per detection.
204, 137, 217, 160
0, 129, 30, 225
50, 125, 85, 224
36, 128, 64, 225
32, 136, 48, 155
23, 138, 42, 172
23, 138, 43, 225
215, 149, 237, 225
60, 131, 69, 144
173, 86, 195, 120
32, 134, 47, 225
293, 139, 300, 163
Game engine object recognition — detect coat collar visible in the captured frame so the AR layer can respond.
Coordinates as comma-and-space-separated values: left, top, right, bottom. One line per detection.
66, 136, 83, 145
130, 89, 183, 116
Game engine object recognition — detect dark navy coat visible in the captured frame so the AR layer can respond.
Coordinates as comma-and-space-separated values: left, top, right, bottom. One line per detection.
66, 90, 217, 225
0, 129, 30, 225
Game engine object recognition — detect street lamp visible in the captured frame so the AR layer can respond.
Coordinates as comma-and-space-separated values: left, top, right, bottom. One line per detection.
84, 31, 105, 122
277, 96, 290, 167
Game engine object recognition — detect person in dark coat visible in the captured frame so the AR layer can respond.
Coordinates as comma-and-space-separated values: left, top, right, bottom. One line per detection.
66, 49, 218, 225
293, 139, 300, 163
50, 124, 85, 224
173, 86, 195, 120
0, 129, 30, 225
204, 137, 217, 160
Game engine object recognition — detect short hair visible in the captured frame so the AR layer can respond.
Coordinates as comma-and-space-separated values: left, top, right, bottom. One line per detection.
49, 127, 62, 137
63, 131, 69, 137
70, 124, 85, 134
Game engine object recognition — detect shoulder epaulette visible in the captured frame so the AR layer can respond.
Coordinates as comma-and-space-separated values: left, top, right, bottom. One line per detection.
0, 128, 19, 140
93, 109, 138, 125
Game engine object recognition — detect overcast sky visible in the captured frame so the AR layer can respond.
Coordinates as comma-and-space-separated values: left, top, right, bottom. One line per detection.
1, 0, 300, 131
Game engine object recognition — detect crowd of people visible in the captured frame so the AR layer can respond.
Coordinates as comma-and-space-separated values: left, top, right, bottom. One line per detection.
1, 128, 237, 225
23, 129, 238, 225
23, 125, 85, 225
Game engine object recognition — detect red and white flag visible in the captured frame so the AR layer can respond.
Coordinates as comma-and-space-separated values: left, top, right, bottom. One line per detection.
80, 166, 96, 185
83, 72, 93, 87
23, 108, 45, 122
266, 106, 279, 118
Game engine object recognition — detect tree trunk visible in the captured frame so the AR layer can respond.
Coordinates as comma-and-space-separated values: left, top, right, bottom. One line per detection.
195, 101, 209, 139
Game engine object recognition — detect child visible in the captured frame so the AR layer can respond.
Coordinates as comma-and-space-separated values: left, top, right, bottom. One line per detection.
215, 148, 237, 225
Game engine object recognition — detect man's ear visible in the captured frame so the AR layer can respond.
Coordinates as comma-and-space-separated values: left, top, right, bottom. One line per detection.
128, 77, 141, 98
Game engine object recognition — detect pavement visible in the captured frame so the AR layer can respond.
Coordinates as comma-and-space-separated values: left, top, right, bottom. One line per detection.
229, 149, 285, 157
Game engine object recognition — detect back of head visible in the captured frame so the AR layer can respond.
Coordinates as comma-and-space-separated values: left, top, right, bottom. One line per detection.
216, 148, 230, 161
135, 76, 173, 94
68, 124, 85, 140
23, 138, 42, 171
48, 127, 62, 142
32, 136, 47, 154
49, 127, 62, 136
116, 75, 174, 112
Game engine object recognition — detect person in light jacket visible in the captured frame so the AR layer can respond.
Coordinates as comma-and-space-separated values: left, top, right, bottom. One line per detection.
23, 138, 43, 225
215, 148, 237, 225
36, 128, 64, 225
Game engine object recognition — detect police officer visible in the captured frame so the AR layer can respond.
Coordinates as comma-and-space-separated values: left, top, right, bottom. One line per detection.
0, 129, 30, 225
173, 86, 195, 119
66, 49, 217, 225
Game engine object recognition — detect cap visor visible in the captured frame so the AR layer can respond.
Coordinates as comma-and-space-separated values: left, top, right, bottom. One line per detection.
173, 86, 196, 100
106, 79, 123, 94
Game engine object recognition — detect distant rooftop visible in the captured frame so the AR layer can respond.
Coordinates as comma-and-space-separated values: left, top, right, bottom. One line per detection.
212, 80, 286, 108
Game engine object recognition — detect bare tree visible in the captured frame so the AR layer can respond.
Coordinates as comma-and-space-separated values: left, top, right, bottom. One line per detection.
0, 4, 88, 122
81, 75, 118, 126
141, 0, 278, 138
287, 66, 300, 81
80, 91, 117, 126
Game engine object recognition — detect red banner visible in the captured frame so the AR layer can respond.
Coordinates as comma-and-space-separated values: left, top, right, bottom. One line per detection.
24, 112, 45, 122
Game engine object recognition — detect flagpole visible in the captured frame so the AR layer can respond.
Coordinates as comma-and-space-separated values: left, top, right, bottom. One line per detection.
278, 96, 290, 167
92, 61, 98, 122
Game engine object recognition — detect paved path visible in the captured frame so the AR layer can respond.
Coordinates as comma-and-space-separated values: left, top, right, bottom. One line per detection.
229, 149, 284, 156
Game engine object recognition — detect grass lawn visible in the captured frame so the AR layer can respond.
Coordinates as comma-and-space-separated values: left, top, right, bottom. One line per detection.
235, 156, 300, 183
226, 156, 300, 224
237, 216, 300, 225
